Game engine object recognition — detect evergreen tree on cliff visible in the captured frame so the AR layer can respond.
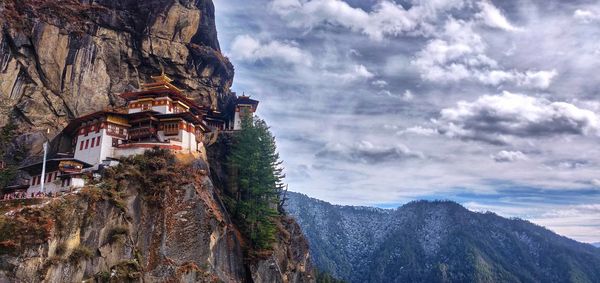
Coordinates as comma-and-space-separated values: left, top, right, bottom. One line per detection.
229, 113, 285, 249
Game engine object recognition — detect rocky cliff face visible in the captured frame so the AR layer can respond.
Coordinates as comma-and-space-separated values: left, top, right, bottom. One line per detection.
0, 151, 313, 282
0, 0, 233, 154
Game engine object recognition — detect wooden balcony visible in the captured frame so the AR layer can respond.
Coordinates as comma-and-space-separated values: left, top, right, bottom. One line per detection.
128, 126, 157, 140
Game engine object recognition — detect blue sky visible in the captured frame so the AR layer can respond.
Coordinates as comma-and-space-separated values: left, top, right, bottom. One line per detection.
213, 0, 600, 243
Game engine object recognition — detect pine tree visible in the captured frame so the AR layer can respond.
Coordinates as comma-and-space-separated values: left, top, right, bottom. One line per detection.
229, 113, 285, 249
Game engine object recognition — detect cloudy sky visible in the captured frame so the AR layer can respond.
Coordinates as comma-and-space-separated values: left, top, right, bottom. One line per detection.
213, 0, 600, 243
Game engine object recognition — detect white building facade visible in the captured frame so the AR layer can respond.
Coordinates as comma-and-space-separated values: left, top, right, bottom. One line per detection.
232, 96, 259, 130
22, 159, 90, 195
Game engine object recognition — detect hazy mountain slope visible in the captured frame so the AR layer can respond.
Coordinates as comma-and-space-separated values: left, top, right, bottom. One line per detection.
285, 192, 600, 283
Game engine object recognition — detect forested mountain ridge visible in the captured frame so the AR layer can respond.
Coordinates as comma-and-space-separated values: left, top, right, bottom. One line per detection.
285, 192, 600, 283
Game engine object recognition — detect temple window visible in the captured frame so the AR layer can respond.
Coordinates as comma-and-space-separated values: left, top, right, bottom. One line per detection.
163, 122, 179, 135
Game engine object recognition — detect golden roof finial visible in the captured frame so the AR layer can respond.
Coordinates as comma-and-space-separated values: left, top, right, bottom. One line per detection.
140, 70, 182, 92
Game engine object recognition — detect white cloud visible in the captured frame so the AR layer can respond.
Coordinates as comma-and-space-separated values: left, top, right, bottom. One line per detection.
376, 89, 414, 101
520, 70, 558, 89
465, 202, 600, 243
491, 150, 528, 162
475, 1, 521, 31
412, 19, 557, 89
269, 0, 465, 40
371, 80, 388, 88
229, 34, 312, 66
477, 69, 558, 89
402, 90, 414, 100
327, 64, 375, 81
398, 126, 438, 136
435, 91, 600, 144
230, 35, 376, 83
574, 9, 600, 23
532, 204, 600, 243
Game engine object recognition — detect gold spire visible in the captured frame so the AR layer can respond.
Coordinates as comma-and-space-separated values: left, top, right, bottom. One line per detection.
140, 72, 183, 92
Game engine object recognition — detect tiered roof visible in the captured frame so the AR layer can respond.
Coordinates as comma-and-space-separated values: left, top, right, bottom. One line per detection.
120, 74, 206, 115
140, 73, 183, 92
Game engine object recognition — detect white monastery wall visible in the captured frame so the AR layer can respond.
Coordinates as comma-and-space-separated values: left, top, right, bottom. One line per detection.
26, 170, 68, 194
74, 130, 105, 166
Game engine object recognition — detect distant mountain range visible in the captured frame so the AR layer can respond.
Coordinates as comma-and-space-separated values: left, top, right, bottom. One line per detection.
285, 192, 600, 283
593, 242, 600, 248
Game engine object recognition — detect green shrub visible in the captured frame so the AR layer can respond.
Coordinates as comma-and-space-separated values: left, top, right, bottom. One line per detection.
108, 225, 129, 244
101, 148, 186, 206
112, 260, 141, 281
69, 245, 94, 263
94, 271, 111, 282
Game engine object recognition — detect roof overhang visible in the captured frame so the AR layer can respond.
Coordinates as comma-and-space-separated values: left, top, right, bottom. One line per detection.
236, 96, 259, 112
62, 110, 128, 135
19, 158, 93, 175
120, 89, 207, 115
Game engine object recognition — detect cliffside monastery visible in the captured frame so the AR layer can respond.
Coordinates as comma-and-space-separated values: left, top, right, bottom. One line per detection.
3, 74, 258, 197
